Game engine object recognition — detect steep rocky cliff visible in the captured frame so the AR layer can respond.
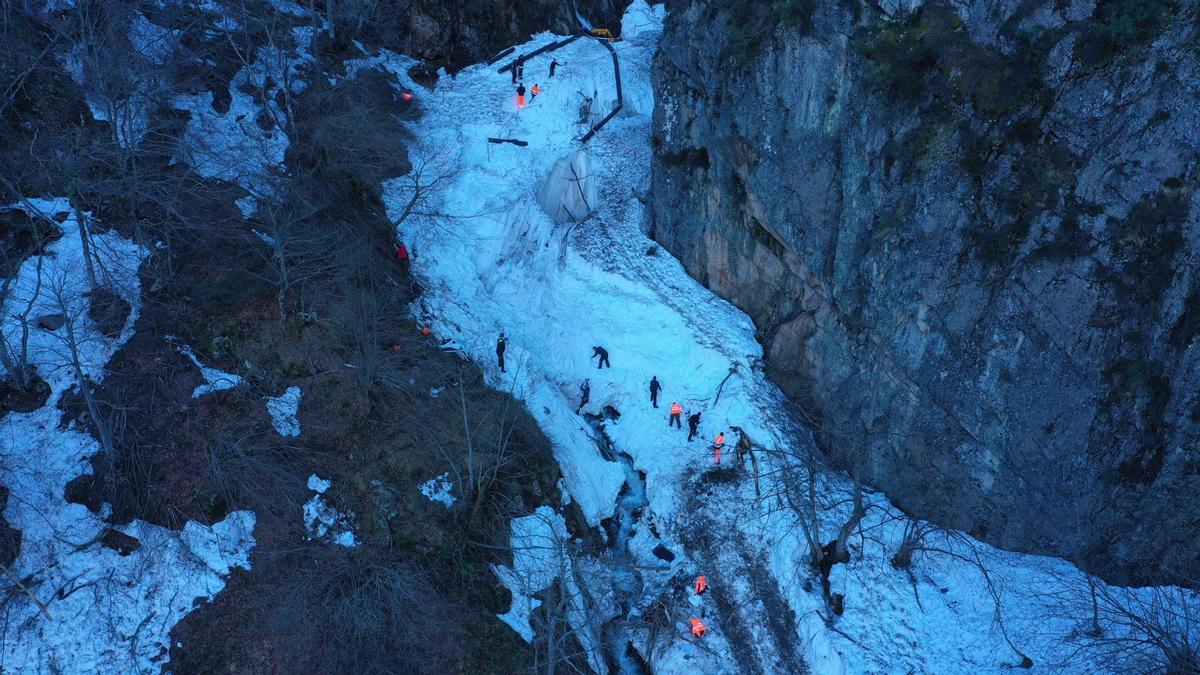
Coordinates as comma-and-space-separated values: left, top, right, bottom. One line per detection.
649, 0, 1200, 585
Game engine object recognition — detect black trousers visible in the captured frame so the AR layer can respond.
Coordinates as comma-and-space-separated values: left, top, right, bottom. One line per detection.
688, 425, 698, 441
650, 390, 658, 407
597, 355, 610, 368
498, 352, 506, 372
669, 413, 681, 428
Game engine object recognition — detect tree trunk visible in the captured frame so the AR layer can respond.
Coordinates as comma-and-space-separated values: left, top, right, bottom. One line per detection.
72, 200, 98, 291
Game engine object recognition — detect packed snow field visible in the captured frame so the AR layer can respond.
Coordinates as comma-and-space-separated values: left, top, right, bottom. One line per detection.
0, 199, 255, 673
386, 2, 1199, 673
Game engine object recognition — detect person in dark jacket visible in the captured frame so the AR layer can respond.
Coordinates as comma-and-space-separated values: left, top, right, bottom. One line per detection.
649, 376, 661, 408
549, 59, 560, 77
516, 84, 526, 108
577, 378, 591, 414
687, 411, 701, 442
496, 332, 507, 372
592, 346, 610, 369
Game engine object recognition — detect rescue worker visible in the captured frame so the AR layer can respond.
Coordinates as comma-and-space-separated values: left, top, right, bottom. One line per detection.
712, 431, 726, 465
517, 60, 525, 81
549, 59, 560, 77
669, 402, 683, 428
577, 378, 590, 414
592, 346, 610, 369
395, 241, 410, 276
649, 376, 661, 408
732, 426, 752, 467
687, 411, 701, 441
694, 575, 707, 596
511, 55, 522, 84
531, 84, 541, 100
496, 332, 507, 373
516, 84, 526, 109
690, 618, 706, 638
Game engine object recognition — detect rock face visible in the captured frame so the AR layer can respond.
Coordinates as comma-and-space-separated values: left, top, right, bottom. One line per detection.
649, 0, 1200, 584
397, 0, 632, 70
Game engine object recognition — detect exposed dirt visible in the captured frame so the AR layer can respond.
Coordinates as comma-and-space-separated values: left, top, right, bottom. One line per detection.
0, 368, 51, 420
87, 287, 131, 339
0, 485, 20, 569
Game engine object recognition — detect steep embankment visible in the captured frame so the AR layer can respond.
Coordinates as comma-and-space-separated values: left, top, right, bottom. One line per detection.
649, 0, 1200, 585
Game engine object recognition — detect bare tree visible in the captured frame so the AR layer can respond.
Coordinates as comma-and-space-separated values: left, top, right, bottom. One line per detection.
246, 180, 340, 318
47, 267, 116, 462
1045, 570, 1200, 673
267, 543, 465, 674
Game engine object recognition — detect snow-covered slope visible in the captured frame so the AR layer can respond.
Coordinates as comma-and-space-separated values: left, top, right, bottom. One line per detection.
385, 2, 1196, 672
0, 199, 255, 673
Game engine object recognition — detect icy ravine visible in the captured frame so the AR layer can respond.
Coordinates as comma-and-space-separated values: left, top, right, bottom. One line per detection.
384, 2, 1192, 673
0, 199, 255, 673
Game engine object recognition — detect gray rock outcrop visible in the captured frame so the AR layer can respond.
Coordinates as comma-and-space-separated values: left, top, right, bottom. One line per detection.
649, 0, 1200, 584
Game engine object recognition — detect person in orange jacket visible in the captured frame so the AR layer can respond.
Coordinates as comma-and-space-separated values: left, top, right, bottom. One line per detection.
690, 618, 707, 638
694, 575, 707, 596
669, 402, 683, 428
712, 431, 726, 464
531, 83, 541, 100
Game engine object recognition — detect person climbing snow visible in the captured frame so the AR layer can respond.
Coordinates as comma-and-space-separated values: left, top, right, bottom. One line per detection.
649, 376, 661, 408
531, 83, 540, 100
592, 346, 610, 369
577, 378, 590, 414
694, 575, 707, 596
516, 84, 526, 109
690, 618, 707, 638
712, 431, 726, 465
496, 331, 507, 372
549, 59, 560, 77
687, 411, 701, 441
669, 402, 683, 428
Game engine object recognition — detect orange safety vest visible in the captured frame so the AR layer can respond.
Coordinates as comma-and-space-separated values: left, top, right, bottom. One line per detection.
694, 575, 707, 595
690, 618, 706, 638
531, 84, 541, 95
714, 434, 725, 446
670, 403, 683, 415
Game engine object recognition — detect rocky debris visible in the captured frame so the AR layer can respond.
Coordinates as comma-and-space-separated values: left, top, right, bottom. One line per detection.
649, 0, 1200, 585
98, 528, 142, 556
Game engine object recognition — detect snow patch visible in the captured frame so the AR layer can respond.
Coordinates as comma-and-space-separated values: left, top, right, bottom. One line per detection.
177, 343, 243, 398
303, 474, 357, 547
418, 472, 455, 507
266, 386, 302, 437
492, 507, 604, 672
